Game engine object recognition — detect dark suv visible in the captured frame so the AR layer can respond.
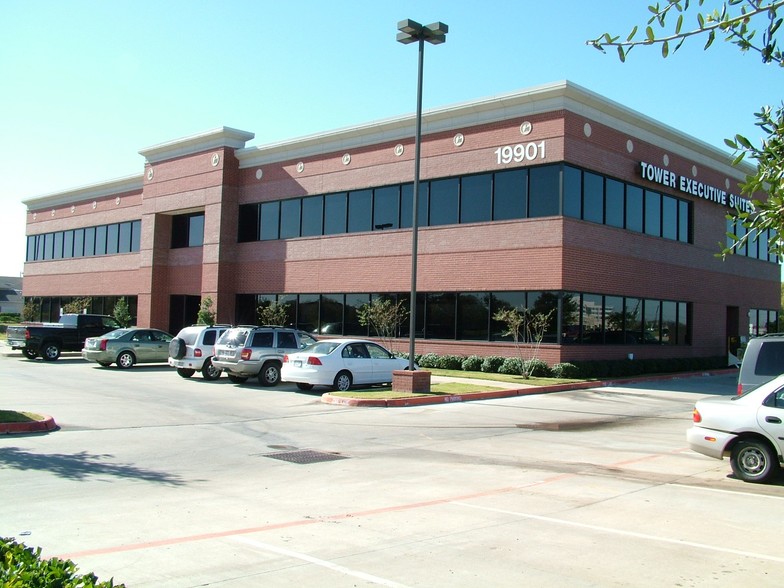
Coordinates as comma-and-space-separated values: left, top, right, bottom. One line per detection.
212, 326, 318, 386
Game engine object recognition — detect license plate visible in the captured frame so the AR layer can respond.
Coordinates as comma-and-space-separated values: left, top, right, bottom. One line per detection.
294, 360, 302, 367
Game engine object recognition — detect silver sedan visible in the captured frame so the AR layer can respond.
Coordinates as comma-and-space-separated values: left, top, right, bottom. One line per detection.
82, 327, 173, 369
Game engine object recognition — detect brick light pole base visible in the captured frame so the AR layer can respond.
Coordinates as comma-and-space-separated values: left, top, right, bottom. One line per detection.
392, 370, 431, 393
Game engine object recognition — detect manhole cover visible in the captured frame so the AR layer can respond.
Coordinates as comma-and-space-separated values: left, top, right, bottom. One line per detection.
263, 449, 347, 464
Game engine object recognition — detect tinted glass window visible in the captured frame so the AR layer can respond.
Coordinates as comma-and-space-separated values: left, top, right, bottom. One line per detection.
493, 169, 527, 220
131, 220, 141, 252
188, 214, 204, 247
324, 192, 347, 235
84, 227, 96, 256
755, 342, 784, 376
52, 232, 63, 259
348, 190, 372, 233
202, 330, 217, 345
238, 203, 260, 242
426, 293, 455, 339
276, 331, 298, 349
344, 293, 369, 336
95, 225, 107, 255
644, 190, 661, 237
373, 186, 399, 230
457, 292, 489, 340
662, 196, 677, 240
429, 179, 458, 226
581, 293, 604, 343
301, 196, 324, 237
107, 224, 120, 254
26, 235, 36, 261
562, 166, 581, 219
280, 199, 301, 239
251, 331, 274, 348
529, 165, 560, 218
583, 172, 604, 224
63, 231, 74, 258
319, 294, 344, 336
490, 291, 525, 341
679, 200, 690, 243
400, 183, 428, 229
119, 222, 132, 253
297, 294, 319, 333
261, 201, 280, 240
460, 174, 491, 224
605, 179, 624, 228
625, 185, 643, 233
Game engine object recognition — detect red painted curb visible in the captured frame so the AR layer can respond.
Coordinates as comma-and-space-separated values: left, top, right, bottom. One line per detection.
0, 415, 57, 434
320, 368, 736, 407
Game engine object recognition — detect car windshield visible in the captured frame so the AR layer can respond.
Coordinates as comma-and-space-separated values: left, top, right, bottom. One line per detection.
218, 328, 250, 347
303, 342, 341, 355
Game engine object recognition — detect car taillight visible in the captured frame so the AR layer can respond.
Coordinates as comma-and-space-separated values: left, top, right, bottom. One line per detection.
737, 383, 743, 396
100, 339, 108, 351
283, 354, 290, 363
24, 328, 31, 340
241, 348, 252, 361
692, 408, 701, 423
194, 348, 202, 358
307, 356, 322, 366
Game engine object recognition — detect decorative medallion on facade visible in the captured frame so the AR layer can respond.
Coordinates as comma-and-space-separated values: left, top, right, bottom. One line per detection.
211, 153, 220, 167
115, 197, 121, 206
663, 154, 670, 166
394, 144, 404, 157
297, 162, 304, 173
92, 201, 97, 209
255, 169, 263, 180
342, 153, 351, 165
520, 121, 533, 136
626, 140, 634, 153
71, 206, 75, 214
453, 133, 464, 147
147, 167, 154, 181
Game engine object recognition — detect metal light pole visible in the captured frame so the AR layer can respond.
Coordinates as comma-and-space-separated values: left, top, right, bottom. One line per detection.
396, 19, 448, 371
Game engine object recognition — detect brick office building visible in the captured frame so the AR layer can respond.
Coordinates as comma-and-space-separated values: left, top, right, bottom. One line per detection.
20, 81, 780, 365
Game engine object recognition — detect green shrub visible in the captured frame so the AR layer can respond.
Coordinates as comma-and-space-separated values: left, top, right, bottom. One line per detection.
0, 313, 21, 324
499, 357, 524, 375
435, 354, 465, 370
417, 353, 441, 369
481, 356, 505, 373
461, 355, 483, 372
0, 537, 125, 587
524, 358, 551, 377
551, 362, 580, 379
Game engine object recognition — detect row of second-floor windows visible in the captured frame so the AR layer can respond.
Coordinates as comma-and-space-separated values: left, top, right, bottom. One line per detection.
726, 217, 779, 263
26, 220, 141, 262
235, 290, 691, 346
237, 164, 693, 245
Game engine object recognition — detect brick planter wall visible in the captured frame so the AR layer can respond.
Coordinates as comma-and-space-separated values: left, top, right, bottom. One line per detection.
392, 370, 432, 393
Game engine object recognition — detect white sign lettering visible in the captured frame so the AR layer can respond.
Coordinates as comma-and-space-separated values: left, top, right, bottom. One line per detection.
495, 141, 546, 165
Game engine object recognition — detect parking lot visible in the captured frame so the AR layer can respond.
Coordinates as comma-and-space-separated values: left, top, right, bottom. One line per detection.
1, 352, 783, 587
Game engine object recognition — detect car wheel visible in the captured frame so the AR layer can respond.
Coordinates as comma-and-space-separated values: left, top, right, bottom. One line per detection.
116, 351, 136, 369
227, 374, 248, 384
201, 358, 221, 381
259, 362, 281, 387
41, 342, 61, 361
177, 368, 196, 378
98, 361, 112, 367
730, 439, 780, 483
169, 338, 186, 360
296, 383, 314, 391
22, 347, 38, 359
333, 371, 352, 392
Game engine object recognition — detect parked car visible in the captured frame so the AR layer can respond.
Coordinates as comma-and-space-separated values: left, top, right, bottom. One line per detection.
212, 326, 318, 386
82, 327, 174, 369
736, 333, 784, 395
687, 372, 784, 483
168, 324, 231, 380
281, 339, 412, 391
7, 314, 120, 361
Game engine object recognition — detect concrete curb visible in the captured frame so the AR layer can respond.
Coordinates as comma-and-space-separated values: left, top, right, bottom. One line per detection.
321, 368, 737, 407
0, 415, 58, 435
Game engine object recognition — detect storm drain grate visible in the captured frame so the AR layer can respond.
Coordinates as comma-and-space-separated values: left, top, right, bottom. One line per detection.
263, 449, 348, 464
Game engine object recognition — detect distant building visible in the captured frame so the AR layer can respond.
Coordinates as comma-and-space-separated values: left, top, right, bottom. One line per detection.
17, 81, 780, 364
0, 276, 23, 315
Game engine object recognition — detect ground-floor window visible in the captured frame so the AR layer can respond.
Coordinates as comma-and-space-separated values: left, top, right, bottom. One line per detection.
23, 296, 138, 324
749, 308, 779, 336
236, 291, 692, 345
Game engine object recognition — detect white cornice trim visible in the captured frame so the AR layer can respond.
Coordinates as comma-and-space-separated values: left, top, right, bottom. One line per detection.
23, 174, 144, 211
139, 126, 255, 163
235, 80, 753, 178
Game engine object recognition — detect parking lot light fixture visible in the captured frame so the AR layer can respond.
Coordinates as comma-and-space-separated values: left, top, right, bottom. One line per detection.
396, 18, 448, 371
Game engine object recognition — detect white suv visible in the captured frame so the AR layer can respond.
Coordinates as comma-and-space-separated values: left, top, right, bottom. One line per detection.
168, 324, 231, 380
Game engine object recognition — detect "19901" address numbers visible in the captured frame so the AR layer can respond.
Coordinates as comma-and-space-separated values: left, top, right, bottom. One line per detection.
494, 141, 546, 165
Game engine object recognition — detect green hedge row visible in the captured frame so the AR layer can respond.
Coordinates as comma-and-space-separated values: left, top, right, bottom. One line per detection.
0, 537, 124, 587
410, 352, 727, 380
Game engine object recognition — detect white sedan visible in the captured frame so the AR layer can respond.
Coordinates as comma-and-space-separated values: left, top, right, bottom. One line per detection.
281, 339, 412, 391
687, 373, 784, 483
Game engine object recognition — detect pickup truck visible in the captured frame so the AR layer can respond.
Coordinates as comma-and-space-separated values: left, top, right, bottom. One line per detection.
7, 314, 121, 361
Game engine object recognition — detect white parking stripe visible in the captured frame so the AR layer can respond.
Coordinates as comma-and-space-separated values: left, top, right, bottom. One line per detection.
232, 536, 414, 588
452, 502, 784, 564
670, 483, 784, 500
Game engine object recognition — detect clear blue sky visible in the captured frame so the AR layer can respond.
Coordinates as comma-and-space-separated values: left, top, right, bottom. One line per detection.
1, 1, 779, 277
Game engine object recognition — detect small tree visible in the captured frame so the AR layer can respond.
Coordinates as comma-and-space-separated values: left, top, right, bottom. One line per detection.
62, 297, 92, 314
197, 296, 216, 326
493, 306, 555, 378
357, 298, 408, 352
112, 297, 133, 327
22, 298, 40, 322
257, 301, 290, 326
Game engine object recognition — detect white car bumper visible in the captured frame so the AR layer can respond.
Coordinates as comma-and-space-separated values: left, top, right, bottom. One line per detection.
686, 426, 737, 460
